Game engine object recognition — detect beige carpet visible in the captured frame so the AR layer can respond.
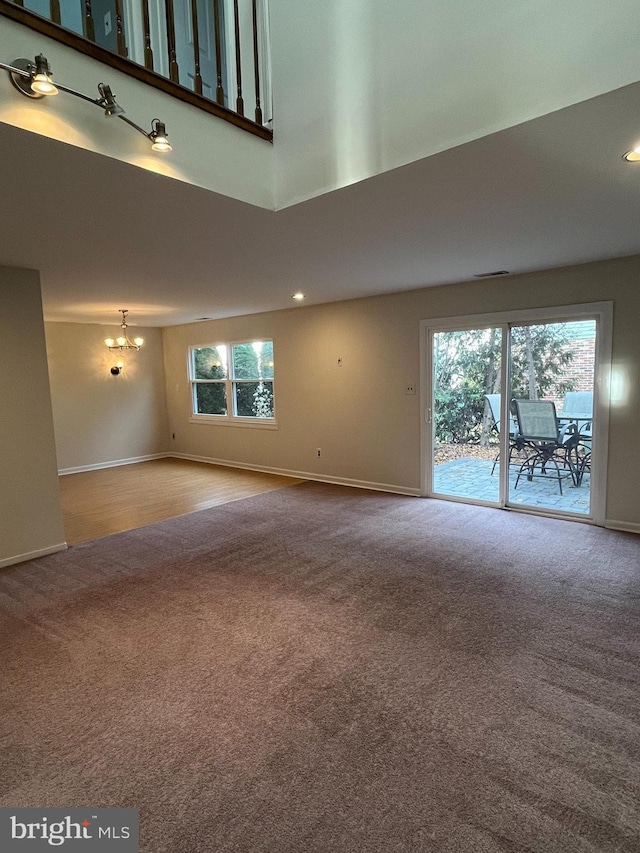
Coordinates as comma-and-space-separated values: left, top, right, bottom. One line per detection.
1, 482, 639, 852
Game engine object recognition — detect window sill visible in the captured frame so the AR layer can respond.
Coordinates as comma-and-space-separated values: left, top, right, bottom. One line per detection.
189, 416, 278, 430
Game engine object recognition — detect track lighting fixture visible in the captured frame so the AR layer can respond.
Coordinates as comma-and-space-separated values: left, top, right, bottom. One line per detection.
0, 54, 172, 153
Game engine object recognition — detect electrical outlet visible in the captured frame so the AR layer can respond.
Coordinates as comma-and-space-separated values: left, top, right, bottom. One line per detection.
316, 448, 322, 458
405, 384, 416, 395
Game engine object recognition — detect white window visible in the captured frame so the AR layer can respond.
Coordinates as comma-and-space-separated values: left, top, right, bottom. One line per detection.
189, 341, 275, 424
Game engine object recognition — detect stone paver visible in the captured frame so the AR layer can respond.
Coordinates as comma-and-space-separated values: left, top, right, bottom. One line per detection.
433, 457, 590, 515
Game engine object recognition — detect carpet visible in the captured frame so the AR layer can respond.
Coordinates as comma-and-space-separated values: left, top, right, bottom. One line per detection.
1, 482, 639, 852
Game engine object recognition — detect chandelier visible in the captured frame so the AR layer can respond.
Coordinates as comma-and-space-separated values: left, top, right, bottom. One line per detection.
104, 310, 144, 351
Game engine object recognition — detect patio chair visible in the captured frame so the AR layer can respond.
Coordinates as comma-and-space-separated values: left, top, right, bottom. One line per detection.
561, 391, 593, 418
559, 391, 593, 486
512, 399, 580, 495
485, 394, 522, 475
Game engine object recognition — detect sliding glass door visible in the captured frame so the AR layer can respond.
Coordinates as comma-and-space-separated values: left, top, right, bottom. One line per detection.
424, 304, 610, 524
507, 320, 595, 515
431, 326, 503, 505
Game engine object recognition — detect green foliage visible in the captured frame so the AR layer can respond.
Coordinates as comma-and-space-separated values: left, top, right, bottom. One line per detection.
253, 381, 274, 418
434, 329, 499, 444
433, 324, 578, 445
510, 325, 575, 399
193, 341, 275, 419
195, 383, 226, 415
234, 380, 274, 417
232, 343, 259, 379
193, 346, 227, 379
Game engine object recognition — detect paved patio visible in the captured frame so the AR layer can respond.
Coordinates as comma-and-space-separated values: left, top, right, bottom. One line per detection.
433, 456, 590, 514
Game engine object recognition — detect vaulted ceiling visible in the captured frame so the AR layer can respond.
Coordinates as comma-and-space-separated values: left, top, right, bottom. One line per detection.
1, 1, 640, 325
1, 80, 639, 326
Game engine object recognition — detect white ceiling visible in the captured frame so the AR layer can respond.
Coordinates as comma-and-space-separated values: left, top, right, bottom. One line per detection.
1, 81, 640, 326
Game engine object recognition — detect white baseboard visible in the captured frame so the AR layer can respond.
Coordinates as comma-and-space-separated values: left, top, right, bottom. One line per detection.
171, 453, 421, 497
605, 519, 640, 535
59, 453, 171, 476
0, 542, 67, 569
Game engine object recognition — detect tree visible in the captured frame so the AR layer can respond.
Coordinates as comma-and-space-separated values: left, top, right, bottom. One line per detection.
193, 346, 227, 414
433, 324, 576, 445
434, 329, 498, 444
252, 381, 274, 417
510, 324, 575, 400
232, 343, 259, 379
193, 346, 226, 379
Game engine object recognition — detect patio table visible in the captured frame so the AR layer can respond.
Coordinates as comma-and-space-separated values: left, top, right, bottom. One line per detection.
557, 411, 592, 486
557, 412, 592, 426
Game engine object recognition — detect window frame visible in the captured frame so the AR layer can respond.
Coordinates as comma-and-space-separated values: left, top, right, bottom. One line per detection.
188, 339, 277, 429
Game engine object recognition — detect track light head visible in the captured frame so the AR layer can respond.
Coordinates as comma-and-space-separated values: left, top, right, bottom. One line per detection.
31, 54, 58, 95
97, 83, 124, 117
150, 119, 172, 152
9, 55, 57, 98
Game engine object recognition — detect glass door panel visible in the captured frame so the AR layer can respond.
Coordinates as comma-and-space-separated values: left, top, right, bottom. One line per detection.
431, 327, 503, 503
507, 320, 596, 515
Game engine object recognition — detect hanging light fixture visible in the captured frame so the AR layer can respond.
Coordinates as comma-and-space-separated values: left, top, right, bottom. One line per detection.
104, 310, 144, 351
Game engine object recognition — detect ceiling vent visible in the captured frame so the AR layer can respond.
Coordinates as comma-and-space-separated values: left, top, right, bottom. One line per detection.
473, 270, 510, 278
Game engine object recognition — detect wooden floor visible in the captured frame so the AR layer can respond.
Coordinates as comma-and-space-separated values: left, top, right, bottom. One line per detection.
59, 458, 305, 545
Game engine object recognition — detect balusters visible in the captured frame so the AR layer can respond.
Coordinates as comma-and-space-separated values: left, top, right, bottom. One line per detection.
212, 0, 225, 106
232, 0, 243, 116
84, 0, 95, 41
6, 0, 270, 129
251, 0, 262, 125
141, 0, 154, 70
114, 0, 127, 56
189, 0, 203, 95
164, 0, 180, 82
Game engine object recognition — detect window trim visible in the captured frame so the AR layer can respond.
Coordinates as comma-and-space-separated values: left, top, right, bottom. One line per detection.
188, 340, 277, 428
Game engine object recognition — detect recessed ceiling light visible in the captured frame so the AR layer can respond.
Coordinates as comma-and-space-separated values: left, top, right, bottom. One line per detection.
292, 292, 305, 301
623, 147, 640, 162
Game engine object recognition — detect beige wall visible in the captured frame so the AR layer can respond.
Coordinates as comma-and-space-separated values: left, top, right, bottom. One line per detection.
0, 18, 273, 208
0, 267, 66, 567
272, 0, 640, 207
45, 323, 170, 472
162, 255, 640, 530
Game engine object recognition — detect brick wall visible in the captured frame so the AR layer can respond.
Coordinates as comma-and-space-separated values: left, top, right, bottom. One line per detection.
548, 334, 595, 407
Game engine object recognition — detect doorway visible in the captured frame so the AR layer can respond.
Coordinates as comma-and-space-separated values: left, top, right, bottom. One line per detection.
422, 303, 612, 524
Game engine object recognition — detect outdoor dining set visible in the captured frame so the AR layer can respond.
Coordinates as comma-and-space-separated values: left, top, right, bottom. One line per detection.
486, 392, 593, 495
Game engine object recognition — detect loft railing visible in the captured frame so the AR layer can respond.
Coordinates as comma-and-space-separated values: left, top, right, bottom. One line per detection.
0, 0, 272, 139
